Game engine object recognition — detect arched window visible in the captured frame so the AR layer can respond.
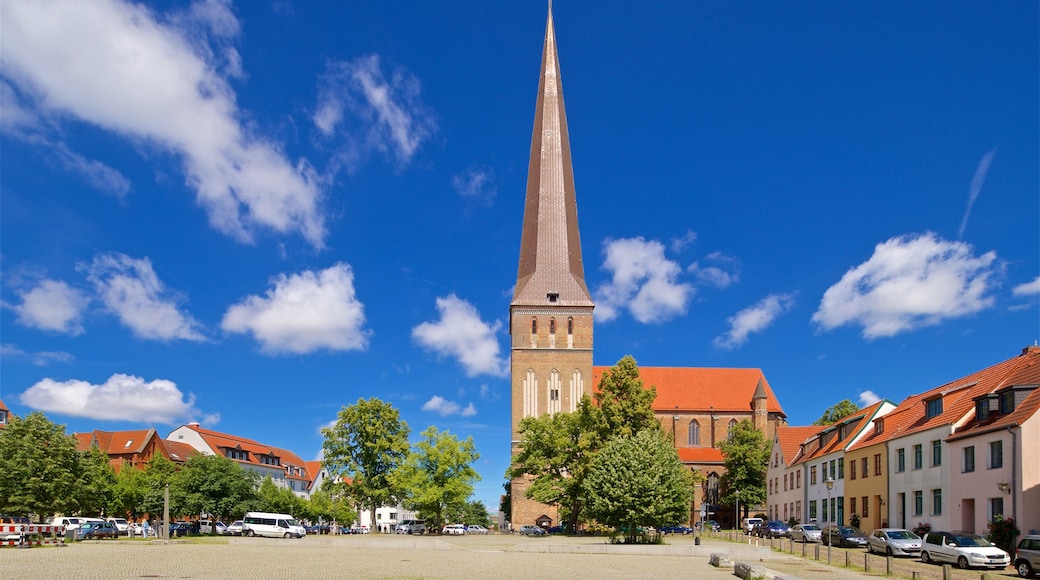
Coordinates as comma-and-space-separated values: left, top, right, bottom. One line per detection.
567, 317, 574, 348
688, 420, 701, 446
727, 419, 738, 440
531, 318, 537, 334
549, 318, 556, 334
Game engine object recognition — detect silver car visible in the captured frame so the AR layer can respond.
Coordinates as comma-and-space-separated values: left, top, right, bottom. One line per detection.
791, 523, 822, 543
867, 528, 922, 557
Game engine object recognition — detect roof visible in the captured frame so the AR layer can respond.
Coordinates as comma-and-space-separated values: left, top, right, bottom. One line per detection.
795, 400, 892, 463
775, 425, 823, 465
159, 439, 199, 463
175, 423, 313, 481
591, 366, 786, 416
74, 429, 157, 454
863, 346, 1040, 446
511, 8, 593, 307
678, 447, 724, 464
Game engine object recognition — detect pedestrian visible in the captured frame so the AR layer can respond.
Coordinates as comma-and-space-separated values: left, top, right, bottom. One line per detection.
142, 520, 151, 538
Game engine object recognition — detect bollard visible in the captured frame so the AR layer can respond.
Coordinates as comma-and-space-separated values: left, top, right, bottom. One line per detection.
814, 543, 820, 560
801, 541, 806, 557
886, 555, 893, 576
942, 564, 952, 580
865, 552, 870, 573
695, 537, 700, 545
912, 572, 919, 580
846, 551, 851, 567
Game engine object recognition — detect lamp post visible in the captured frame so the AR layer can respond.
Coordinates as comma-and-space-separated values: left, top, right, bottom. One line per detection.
825, 476, 834, 564
735, 489, 741, 536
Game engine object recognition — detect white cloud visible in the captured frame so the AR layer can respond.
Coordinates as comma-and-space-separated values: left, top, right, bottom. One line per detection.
714, 293, 796, 350
222, 263, 370, 354
0, 343, 75, 366
812, 233, 1000, 338
858, 390, 881, 406
0, 0, 325, 246
314, 55, 436, 168
1012, 276, 1040, 297
11, 279, 89, 335
958, 149, 997, 239
688, 252, 741, 289
84, 253, 205, 341
670, 230, 697, 253
594, 237, 694, 324
412, 294, 507, 377
422, 395, 477, 418
20, 373, 211, 424
452, 167, 496, 205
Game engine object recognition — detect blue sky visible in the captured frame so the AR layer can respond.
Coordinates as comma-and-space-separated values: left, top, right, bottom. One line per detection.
1, 0, 1037, 511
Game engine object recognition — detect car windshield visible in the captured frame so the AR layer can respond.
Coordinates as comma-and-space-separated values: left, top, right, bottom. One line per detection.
953, 534, 991, 547
888, 530, 917, 539
801, 525, 820, 531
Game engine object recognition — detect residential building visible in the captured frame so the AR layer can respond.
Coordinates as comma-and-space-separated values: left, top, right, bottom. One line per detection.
946, 346, 1040, 535
74, 428, 198, 471
883, 346, 1039, 532
845, 412, 896, 532
167, 422, 312, 496
798, 401, 894, 528
0, 399, 9, 429
767, 425, 821, 524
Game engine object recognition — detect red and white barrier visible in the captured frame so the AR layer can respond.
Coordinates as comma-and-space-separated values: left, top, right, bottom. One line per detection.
0, 524, 65, 548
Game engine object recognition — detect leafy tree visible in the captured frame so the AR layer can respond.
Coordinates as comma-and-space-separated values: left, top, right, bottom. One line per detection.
0, 412, 83, 519
812, 399, 860, 426
499, 481, 511, 523
112, 462, 149, 519
78, 446, 118, 515
718, 419, 770, 520
393, 426, 479, 531
322, 398, 410, 532
446, 499, 491, 527
507, 396, 598, 532
583, 430, 694, 544
255, 476, 301, 516
303, 488, 356, 527
140, 454, 179, 519
593, 355, 660, 439
171, 454, 259, 525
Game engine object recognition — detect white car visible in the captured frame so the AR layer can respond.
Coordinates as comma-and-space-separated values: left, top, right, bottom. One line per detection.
107, 518, 130, 533
922, 531, 1010, 570
227, 521, 244, 536
791, 523, 822, 543
867, 528, 922, 557
467, 524, 489, 535
442, 524, 466, 535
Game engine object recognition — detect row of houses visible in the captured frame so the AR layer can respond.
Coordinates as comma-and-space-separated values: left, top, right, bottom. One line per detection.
62, 421, 414, 530
767, 345, 1040, 536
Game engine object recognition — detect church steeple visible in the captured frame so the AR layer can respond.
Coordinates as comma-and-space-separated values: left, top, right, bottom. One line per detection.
512, 9, 593, 307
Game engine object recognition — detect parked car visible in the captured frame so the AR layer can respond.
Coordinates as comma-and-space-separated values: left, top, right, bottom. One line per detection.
762, 521, 791, 538
168, 522, 191, 537
660, 525, 693, 535
698, 520, 721, 532
1014, 535, 1040, 578
921, 531, 1010, 570
47, 516, 84, 531
867, 528, 922, 557
394, 519, 426, 535
467, 524, 489, 535
227, 521, 244, 536
791, 523, 823, 543
77, 521, 119, 540
742, 517, 764, 533
199, 520, 227, 535
518, 524, 547, 536
106, 518, 130, 534
442, 524, 466, 535
822, 525, 868, 548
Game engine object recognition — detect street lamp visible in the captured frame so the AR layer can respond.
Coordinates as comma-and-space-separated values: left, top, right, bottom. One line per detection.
735, 489, 741, 535
825, 476, 834, 564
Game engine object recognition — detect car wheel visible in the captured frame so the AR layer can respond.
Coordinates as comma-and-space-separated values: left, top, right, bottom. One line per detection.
246, 529, 255, 537
284, 532, 291, 539
1016, 560, 1034, 578
921, 552, 931, 564
957, 556, 970, 569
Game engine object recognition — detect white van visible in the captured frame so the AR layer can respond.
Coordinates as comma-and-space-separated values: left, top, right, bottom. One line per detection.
394, 519, 426, 534
741, 517, 764, 533
242, 512, 306, 538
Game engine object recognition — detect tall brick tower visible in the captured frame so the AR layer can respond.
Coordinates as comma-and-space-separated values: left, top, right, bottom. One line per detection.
509, 8, 595, 528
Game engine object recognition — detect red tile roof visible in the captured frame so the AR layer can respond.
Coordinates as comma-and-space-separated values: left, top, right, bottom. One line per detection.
592, 366, 786, 416
160, 439, 200, 463
678, 447, 725, 463
775, 425, 823, 465
795, 400, 891, 463
178, 424, 313, 482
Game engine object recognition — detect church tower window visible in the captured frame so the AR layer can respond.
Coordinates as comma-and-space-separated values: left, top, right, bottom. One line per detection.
548, 369, 562, 415
549, 318, 556, 348
688, 420, 701, 446
567, 317, 574, 348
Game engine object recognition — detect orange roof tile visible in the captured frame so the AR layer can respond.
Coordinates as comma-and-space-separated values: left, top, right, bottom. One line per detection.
160, 439, 199, 463
678, 447, 725, 463
775, 425, 822, 465
794, 400, 890, 462
592, 366, 786, 416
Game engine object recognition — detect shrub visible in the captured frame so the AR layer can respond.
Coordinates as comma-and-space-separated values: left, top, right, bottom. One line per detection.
986, 515, 1019, 555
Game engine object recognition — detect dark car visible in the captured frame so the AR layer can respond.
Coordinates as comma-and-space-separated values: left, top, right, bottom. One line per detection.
750, 523, 767, 537
698, 520, 721, 532
660, 525, 693, 535
546, 525, 566, 535
168, 522, 191, 537
822, 525, 869, 548
763, 521, 791, 538
78, 521, 119, 540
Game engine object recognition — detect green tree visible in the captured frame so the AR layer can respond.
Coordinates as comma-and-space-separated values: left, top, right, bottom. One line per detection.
0, 412, 82, 519
507, 396, 598, 532
78, 445, 118, 515
593, 355, 660, 439
112, 463, 149, 519
171, 454, 259, 526
499, 481, 511, 523
303, 488, 356, 528
446, 499, 491, 528
393, 426, 480, 531
583, 430, 694, 544
321, 398, 410, 533
140, 454, 179, 519
717, 419, 770, 520
255, 476, 301, 516
812, 399, 860, 426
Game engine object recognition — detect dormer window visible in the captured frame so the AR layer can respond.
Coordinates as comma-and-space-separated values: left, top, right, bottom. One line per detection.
838, 425, 847, 440
547, 292, 559, 303
874, 418, 884, 435
925, 396, 943, 418
999, 390, 1016, 414
976, 400, 990, 421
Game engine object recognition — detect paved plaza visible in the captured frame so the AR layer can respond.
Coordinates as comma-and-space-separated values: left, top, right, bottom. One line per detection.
0, 534, 1022, 579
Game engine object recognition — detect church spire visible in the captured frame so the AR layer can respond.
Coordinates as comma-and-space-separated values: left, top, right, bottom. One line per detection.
512, 8, 593, 307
